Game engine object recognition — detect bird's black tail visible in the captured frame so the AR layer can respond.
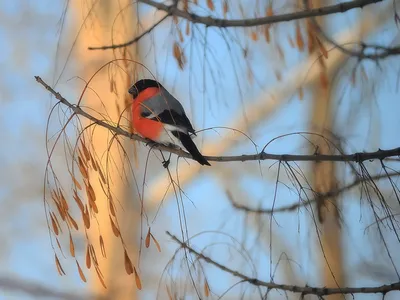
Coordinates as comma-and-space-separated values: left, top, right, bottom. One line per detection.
172, 131, 211, 166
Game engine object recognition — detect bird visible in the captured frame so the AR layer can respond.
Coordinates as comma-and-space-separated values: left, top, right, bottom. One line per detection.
128, 79, 211, 166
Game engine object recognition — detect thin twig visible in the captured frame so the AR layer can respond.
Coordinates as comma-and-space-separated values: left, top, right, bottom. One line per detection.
88, 14, 170, 50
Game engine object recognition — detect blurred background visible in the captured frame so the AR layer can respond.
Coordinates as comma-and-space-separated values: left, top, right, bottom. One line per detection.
1, 0, 400, 299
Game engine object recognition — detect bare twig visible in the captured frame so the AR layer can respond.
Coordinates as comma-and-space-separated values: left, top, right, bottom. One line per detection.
167, 231, 400, 296
35, 76, 400, 164
88, 14, 170, 50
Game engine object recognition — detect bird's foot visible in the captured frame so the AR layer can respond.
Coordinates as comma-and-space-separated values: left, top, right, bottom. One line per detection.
162, 158, 170, 168
145, 140, 158, 148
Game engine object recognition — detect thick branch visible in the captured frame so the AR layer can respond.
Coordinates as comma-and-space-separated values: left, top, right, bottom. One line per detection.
138, 0, 381, 28
167, 231, 400, 296
35, 76, 400, 164
88, 0, 382, 51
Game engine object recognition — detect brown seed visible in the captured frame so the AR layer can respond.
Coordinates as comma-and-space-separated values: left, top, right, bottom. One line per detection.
204, 280, 210, 297
207, 0, 214, 11
86, 245, 92, 269
89, 197, 98, 214
100, 235, 106, 258
78, 156, 88, 179
68, 213, 79, 230
264, 27, 270, 43
54, 200, 66, 221
90, 244, 99, 266
73, 190, 84, 213
95, 266, 107, 289
82, 206, 90, 229
250, 31, 258, 41
223, 1, 228, 17
80, 139, 91, 161
173, 42, 186, 70
145, 228, 151, 248
124, 250, 133, 275
295, 22, 304, 51
59, 189, 69, 211
55, 254, 66, 275
134, 267, 142, 290
320, 71, 329, 89
178, 28, 184, 43
78, 148, 87, 166
110, 216, 120, 237
185, 21, 190, 36
109, 198, 116, 217
98, 165, 106, 184
151, 233, 162, 252
266, 3, 273, 16
86, 181, 96, 201
69, 171, 82, 190
69, 233, 75, 257
76, 261, 87, 282
56, 238, 62, 252
90, 152, 98, 171
51, 214, 59, 235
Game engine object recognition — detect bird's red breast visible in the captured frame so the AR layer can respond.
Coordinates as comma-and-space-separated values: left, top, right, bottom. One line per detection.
132, 87, 164, 141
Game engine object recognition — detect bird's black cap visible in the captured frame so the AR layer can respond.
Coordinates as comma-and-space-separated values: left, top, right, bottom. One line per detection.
128, 79, 161, 99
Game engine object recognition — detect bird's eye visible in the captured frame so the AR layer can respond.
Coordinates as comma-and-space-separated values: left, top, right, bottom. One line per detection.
128, 85, 139, 98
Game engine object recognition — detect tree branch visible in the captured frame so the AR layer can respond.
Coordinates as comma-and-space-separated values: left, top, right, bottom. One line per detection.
88, 13, 170, 50
35, 76, 400, 164
88, 0, 382, 51
228, 172, 400, 214
167, 231, 400, 296
138, 0, 381, 28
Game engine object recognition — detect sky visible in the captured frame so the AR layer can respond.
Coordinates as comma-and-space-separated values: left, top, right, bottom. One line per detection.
0, 0, 400, 299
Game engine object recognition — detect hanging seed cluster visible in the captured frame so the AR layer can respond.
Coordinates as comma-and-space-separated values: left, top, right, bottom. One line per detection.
45, 134, 164, 290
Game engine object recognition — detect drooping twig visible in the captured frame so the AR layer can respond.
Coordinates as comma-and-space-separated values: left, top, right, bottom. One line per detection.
35, 76, 400, 164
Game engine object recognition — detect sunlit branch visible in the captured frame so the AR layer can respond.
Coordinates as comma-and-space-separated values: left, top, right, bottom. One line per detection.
35, 76, 400, 164
167, 231, 400, 296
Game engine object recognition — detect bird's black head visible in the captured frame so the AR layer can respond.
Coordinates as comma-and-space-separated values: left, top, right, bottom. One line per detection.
128, 79, 161, 99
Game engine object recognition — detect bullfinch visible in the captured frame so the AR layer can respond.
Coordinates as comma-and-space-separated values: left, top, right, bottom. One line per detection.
128, 79, 211, 166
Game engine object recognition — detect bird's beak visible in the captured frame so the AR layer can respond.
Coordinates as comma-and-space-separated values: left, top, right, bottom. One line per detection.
128, 85, 138, 98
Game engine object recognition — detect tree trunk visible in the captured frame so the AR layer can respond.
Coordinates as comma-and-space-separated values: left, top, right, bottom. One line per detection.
71, 1, 139, 299
308, 1, 344, 298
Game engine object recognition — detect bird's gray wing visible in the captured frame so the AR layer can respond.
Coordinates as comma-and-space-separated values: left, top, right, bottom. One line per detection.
140, 87, 195, 133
